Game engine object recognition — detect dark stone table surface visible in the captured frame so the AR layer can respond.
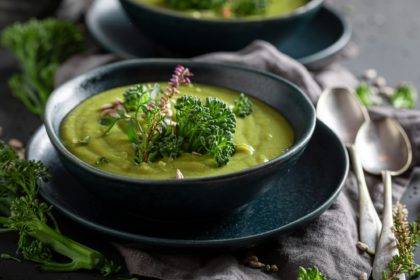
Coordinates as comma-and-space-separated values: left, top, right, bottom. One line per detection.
0, 0, 419, 279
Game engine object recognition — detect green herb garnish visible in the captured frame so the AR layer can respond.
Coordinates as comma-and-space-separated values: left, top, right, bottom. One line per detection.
0, 141, 120, 275
391, 84, 417, 109
100, 65, 237, 167
1, 19, 84, 116
382, 203, 420, 279
297, 266, 327, 280
233, 93, 253, 117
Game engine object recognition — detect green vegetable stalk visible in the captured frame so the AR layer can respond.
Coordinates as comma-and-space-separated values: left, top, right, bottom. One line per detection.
1, 19, 84, 116
0, 141, 120, 275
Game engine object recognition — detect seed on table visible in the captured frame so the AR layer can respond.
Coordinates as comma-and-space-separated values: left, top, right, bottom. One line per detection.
243, 255, 259, 263
373, 76, 387, 88
363, 69, 378, 81
270, 265, 279, 273
8, 138, 24, 149
359, 272, 368, 280
379, 86, 394, 97
356, 241, 369, 252
248, 260, 265, 269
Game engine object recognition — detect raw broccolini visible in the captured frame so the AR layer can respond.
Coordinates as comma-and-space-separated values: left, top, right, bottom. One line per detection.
297, 266, 327, 280
0, 141, 120, 275
1, 19, 84, 116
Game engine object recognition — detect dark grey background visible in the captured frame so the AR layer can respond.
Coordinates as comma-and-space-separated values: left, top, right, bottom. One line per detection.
0, 0, 419, 279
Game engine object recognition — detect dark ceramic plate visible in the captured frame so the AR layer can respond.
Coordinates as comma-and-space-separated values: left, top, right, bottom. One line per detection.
86, 0, 351, 70
27, 121, 348, 250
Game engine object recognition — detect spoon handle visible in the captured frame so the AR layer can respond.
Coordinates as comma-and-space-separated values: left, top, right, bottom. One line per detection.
372, 171, 405, 280
347, 144, 382, 254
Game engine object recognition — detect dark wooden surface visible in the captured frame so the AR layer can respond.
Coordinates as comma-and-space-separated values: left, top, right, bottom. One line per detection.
1, 0, 419, 279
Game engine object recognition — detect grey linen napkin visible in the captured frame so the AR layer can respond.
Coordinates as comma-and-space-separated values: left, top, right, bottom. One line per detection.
56, 41, 420, 280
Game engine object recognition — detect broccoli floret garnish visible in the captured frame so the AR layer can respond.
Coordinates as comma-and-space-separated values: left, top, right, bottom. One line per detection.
355, 82, 375, 108
233, 0, 268, 16
1, 19, 84, 116
0, 141, 120, 275
233, 93, 253, 118
175, 96, 236, 166
167, 0, 226, 10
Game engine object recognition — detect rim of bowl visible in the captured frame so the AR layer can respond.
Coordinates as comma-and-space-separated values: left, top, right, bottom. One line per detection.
44, 59, 316, 185
120, 0, 324, 24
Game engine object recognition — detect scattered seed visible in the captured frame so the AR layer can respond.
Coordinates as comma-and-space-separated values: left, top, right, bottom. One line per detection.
379, 86, 394, 97
236, 144, 255, 155
356, 241, 369, 252
99, 103, 113, 111
363, 69, 378, 81
359, 272, 368, 280
176, 169, 184, 179
248, 260, 265, 269
270, 265, 279, 273
112, 98, 123, 106
373, 76, 387, 88
243, 255, 259, 263
8, 138, 24, 149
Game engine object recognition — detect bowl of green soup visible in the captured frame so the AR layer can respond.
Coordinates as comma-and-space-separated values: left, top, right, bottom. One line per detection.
44, 59, 315, 221
119, 0, 324, 55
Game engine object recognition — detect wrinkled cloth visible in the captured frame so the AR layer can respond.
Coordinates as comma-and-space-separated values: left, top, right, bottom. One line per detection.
56, 41, 420, 280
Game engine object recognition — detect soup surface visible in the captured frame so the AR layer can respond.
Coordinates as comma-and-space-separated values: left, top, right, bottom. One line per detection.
136, 0, 309, 19
61, 83, 294, 179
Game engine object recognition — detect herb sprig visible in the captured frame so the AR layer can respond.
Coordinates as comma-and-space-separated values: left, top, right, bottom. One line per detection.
382, 203, 420, 279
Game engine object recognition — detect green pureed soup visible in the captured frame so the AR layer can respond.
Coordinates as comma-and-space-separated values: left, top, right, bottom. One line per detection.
61, 83, 294, 179
137, 0, 309, 19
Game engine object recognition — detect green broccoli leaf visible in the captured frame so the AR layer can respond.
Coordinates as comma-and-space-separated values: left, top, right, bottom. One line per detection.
391, 84, 417, 109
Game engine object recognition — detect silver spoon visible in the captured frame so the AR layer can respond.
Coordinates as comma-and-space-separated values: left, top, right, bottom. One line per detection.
317, 87, 382, 254
355, 117, 412, 280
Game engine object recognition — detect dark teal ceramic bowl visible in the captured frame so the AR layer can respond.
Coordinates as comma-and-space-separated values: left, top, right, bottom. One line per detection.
44, 59, 316, 221
118, 0, 324, 55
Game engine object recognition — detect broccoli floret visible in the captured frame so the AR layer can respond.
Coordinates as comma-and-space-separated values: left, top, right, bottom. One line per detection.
175, 95, 236, 166
0, 142, 120, 275
233, 0, 268, 16
1, 19, 84, 116
167, 0, 226, 10
391, 84, 417, 109
232, 93, 253, 117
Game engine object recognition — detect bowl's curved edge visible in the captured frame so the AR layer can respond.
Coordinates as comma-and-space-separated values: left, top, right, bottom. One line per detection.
298, 7, 352, 69
43, 58, 316, 186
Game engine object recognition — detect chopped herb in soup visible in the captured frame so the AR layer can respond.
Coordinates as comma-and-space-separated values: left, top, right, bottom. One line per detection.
137, 0, 309, 19
60, 66, 293, 179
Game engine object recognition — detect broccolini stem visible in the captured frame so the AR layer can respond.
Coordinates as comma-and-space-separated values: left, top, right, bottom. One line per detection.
29, 222, 106, 272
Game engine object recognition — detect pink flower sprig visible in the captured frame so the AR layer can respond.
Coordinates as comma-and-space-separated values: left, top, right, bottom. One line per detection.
159, 65, 193, 110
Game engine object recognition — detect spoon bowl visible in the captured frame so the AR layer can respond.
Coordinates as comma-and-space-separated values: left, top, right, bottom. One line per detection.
317, 87, 369, 144
317, 87, 381, 254
355, 117, 412, 280
355, 118, 412, 176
